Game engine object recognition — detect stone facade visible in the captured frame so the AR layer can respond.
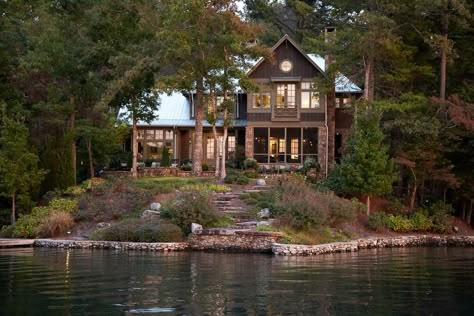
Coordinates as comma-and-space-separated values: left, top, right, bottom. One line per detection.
272, 235, 474, 256
103, 169, 216, 178
188, 229, 283, 252
34, 239, 189, 252
245, 127, 254, 158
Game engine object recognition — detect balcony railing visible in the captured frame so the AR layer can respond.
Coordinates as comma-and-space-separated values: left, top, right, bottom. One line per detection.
273, 107, 298, 119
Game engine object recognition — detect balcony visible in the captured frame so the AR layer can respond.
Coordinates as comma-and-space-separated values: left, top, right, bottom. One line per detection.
272, 106, 299, 121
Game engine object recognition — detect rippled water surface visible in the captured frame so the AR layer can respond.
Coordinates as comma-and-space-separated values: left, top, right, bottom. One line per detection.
1, 247, 473, 315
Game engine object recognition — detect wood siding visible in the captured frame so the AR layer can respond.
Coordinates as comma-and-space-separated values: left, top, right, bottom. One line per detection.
249, 39, 322, 79
335, 109, 353, 129
247, 112, 272, 121
301, 112, 325, 122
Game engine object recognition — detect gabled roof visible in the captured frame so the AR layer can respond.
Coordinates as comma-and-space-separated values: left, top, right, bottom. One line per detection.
247, 34, 362, 93
247, 34, 325, 76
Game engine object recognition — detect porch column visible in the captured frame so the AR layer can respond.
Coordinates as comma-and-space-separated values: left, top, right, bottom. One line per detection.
245, 127, 253, 158
318, 128, 327, 176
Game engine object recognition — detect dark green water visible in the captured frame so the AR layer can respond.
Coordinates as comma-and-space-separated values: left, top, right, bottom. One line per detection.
1, 247, 473, 315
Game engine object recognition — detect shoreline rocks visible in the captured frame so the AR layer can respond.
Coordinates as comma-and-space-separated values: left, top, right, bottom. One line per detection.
31, 235, 474, 255
272, 235, 474, 256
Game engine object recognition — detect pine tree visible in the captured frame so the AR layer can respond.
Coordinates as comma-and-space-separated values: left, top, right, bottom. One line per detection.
327, 107, 398, 215
0, 105, 46, 224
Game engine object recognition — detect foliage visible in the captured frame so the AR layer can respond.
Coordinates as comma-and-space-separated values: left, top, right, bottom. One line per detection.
129, 177, 208, 193
368, 202, 454, 233
90, 218, 183, 242
202, 164, 209, 172
243, 158, 259, 171
63, 186, 86, 196
161, 147, 170, 167
38, 211, 74, 238
0, 105, 46, 222
180, 183, 232, 193
326, 108, 398, 213
302, 157, 320, 173
224, 174, 249, 185
12, 198, 78, 238
160, 191, 223, 234
274, 180, 359, 230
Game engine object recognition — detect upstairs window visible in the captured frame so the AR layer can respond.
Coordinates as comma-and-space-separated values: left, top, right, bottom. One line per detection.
252, 86, 271, 109
276, 84, 296, 108
301, 82, 319, 109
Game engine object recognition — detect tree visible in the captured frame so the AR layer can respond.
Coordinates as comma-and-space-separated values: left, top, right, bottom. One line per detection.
155, 0, 268, 176
327, 107, 398, 215
115, 74, 160, 177
0, 105, 45, 224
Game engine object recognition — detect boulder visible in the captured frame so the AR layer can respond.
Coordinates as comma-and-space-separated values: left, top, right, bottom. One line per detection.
257, 221, 271, 226
453, 226, 459, 233
256, 179, 266, 186
258, 208, 270, 219
96, 222, 111, 229
141, 210, 160, 219
191, 223, 203, 233
149, 202, 161, 211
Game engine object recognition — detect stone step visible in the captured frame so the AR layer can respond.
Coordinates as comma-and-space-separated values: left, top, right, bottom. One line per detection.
242, 189, 264, 193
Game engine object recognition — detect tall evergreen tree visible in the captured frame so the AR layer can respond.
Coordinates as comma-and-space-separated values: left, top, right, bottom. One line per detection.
327, 107, 398, 215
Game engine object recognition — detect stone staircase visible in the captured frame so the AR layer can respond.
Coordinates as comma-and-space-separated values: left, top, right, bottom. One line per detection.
211, 181, 274, 228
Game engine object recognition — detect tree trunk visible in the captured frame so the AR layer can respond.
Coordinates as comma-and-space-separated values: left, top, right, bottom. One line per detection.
363, 56, 375, 102
132, 115, 138, 178
409, 184, 417, 213
221, 126, 228, 180
440, 3, 449, 101
443, 187, 447, 206
461, 201, 466, 220
193, 83, 204, 176
467, 200, 472, 225
70, 96, 77, 185
212, 124, 219, 178
366, 195, 371, 216
86, 138, 94, 179
11, 192, 16, 225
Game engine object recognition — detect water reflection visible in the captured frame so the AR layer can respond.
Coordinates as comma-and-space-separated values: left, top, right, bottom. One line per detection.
0, 247, 473, 315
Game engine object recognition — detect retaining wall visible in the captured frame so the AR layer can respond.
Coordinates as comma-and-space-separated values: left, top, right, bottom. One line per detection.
272, 235, 474, 256
34, 239, 189, 252
188, 229, 284, 252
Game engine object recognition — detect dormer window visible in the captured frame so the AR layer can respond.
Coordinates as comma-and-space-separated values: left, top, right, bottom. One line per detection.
280, 60, 293, 72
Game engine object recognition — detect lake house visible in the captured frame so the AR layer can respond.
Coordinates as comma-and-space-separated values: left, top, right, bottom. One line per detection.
134, 34, 362, 173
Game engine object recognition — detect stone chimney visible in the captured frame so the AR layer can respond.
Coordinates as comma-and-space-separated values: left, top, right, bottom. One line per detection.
324, 27, 336, 70
324, 26, 337, 172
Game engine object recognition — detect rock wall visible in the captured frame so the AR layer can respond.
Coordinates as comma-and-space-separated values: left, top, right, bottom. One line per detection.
34, 239, 188, 252
272, 235, 474, 256
188, 229, 283, 252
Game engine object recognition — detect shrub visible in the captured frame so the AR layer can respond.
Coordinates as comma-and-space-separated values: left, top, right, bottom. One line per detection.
410, 211, 433, 231
224, 174, 237, 184
302, 157, 320, 173
161, 191, 222, 234
181, 183, 232, 193
202, 164, 209, 171
161, 147, 170, 167
385, 214, 413, 232
273, 179, 358, 230
429, 202, 454, 233
243, 158, 259, 170
12, 198, 78, 238
0, 225, 15, 238
368, 212, 389, 231
383, 198, 405, 214
236, 175, 249, 185
243, 170, 258, 179
91, 218, 183, 242
38, 211, 74, 237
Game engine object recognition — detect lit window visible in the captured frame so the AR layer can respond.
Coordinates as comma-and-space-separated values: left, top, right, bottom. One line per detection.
138, 130, 145, 140
227, 136, 236, 154
156, 130, 163, 139
280, 60, 293, 72
165, 130, 173, 140
276, 84, 296, 108
291, 138, 299, 159
301, 82, 319, 109
146, 130, 154, 138
206, 138, 215, 159
253, 92, 271, 108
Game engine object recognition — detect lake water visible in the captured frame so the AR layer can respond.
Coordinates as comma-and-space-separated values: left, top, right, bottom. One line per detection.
1, 247, 473, 315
